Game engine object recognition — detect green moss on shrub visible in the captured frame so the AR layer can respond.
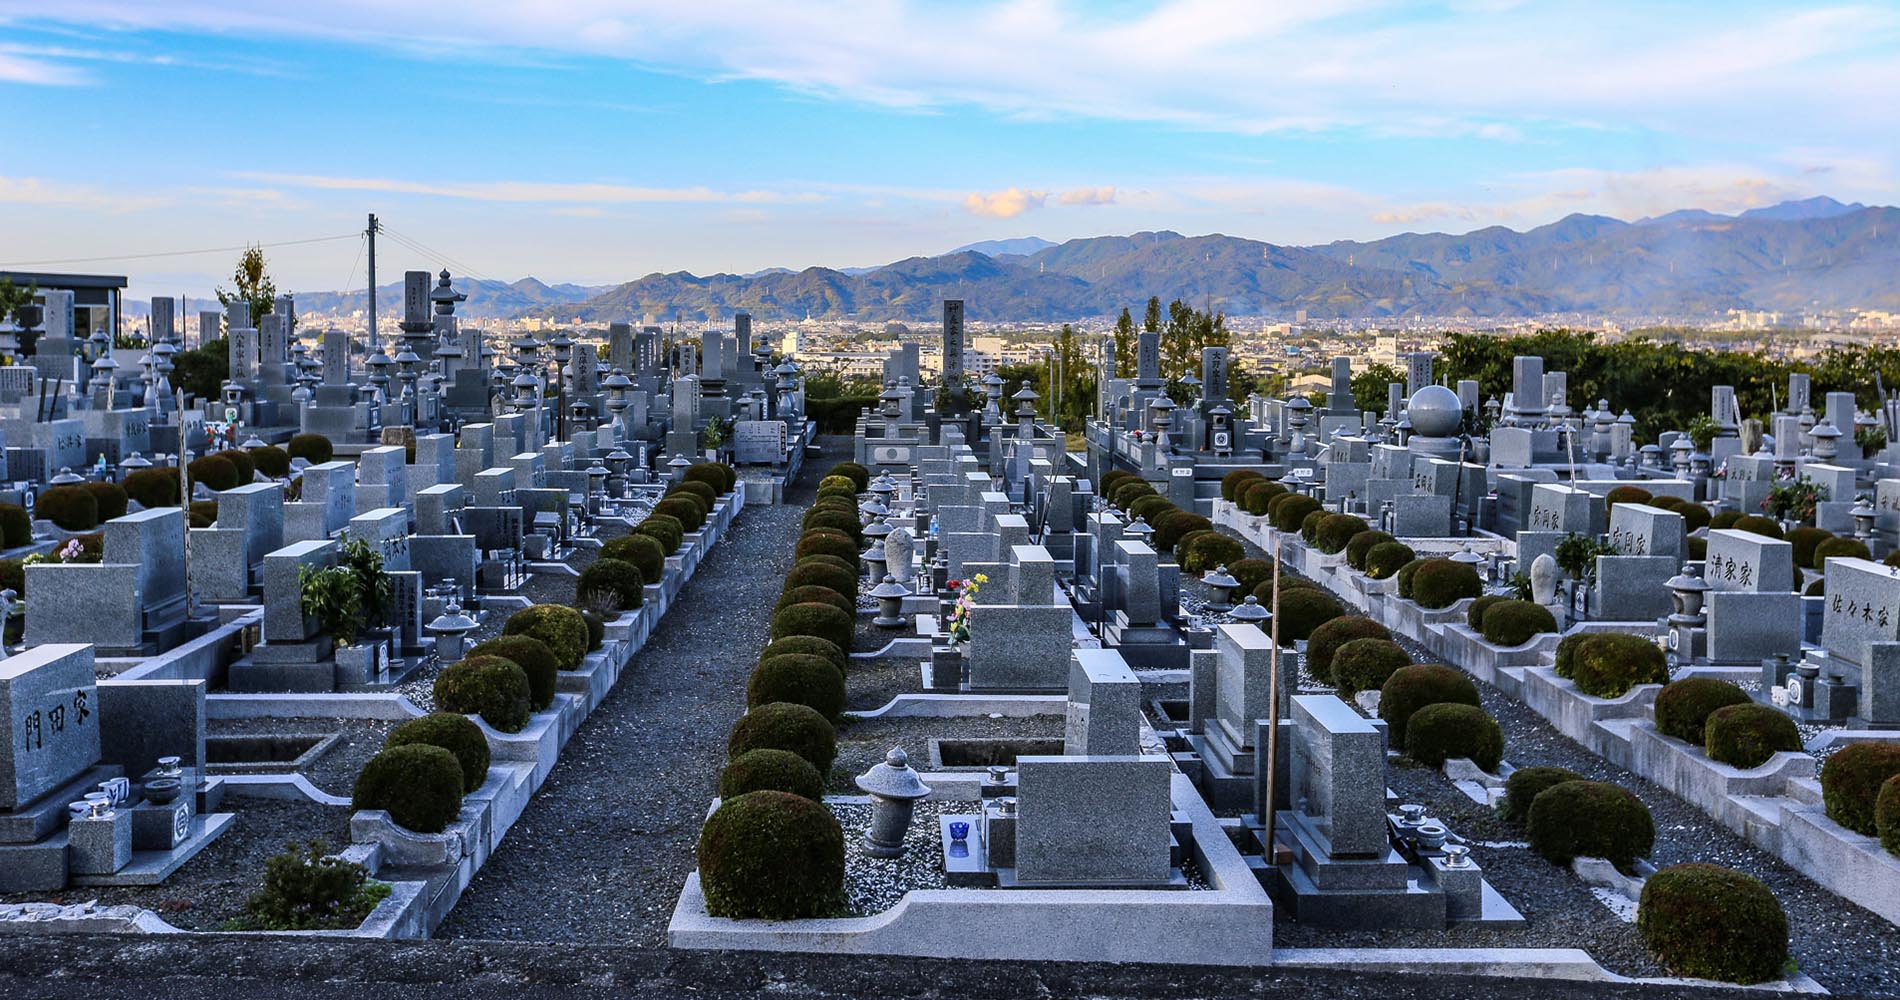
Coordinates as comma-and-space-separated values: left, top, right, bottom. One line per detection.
1313, 514, 1367, 555
385, 713, 491, 793
1410, 558, 1482, 609
36, 485, 98, 531
1331, 638, 1411, 699
1404, 703, 1503, 771
697, 790, 844, 919
1704, 703, 1801, 769
1346, 530, 1394, 570
1379, 664, 1480, 747
1568, 632, 1669, 699
1653, 678, 1750, 744
1501, 766, 1583, 825
1637, 864, 1788, 984
771, 602, 855, 653
1526, 779, 1653, 869
467, 636, 559, 710
1365, 542, 1415, 580
728, 702, 837, 773
433, 655, 533, 733
748, 654, 846, 717
1275, 587, 1345, 643
1305, 615, 1388, 684
1821, 741, 1900, 835
720, 748, 824, 801
575, 556, 645, 612
351, 744, 465, 833
1478, 600, 1557, 647
602, 532, 667, 582
503, 604, 590, 669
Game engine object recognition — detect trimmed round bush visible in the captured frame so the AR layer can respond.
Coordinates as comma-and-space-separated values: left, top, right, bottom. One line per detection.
1653, 678, 1751, 744
602, 532, 667, 583
669, 479, 718, 513
828, 461, 870, 493
249, 445, 291, 478
1674, 502, 1710, 532
784, 560, 859, 600
124, 467, 181, 509
1686, 535, 1707, 561
1704, 703, 1801, 769
1379, 664, 1481, 747
1365, 542, 1415, 580
1276, 586, 1346, 643
749, 654, 846, 718
1101, 469, 1138, 497
1228, 557, 1274, 594
1527, 779, 1654, 869
1820, 741, 1900, 835
686, 461, 733, 494
1788, 526, 1832, 570
83, 482, 128, 522
433, 655, 532, 732
1178, 531, 1244, 574
1331, 638, 1412, 699
1306, 615, 1389, 684
1710, 510, 1742, 530
795, 530, 861, 568
762, 635, 846, 675
503, 604, 590, 670
1466, 594, 1506, 632
1410, 558, 1482, 610
351, 744, 465, 834
776, 585, 854, 618
720, 748, 824, 801
1638, 864, 1788, 984
1732, 514, 1783, 539
1221, 469, 1265, 502
1314, 514, 1367, 555
467, 636, 559, 710
655, 496, 705, 533
1153, 510, 1213, 551
636, 514, 684, 555
1813, 536, 1871, 570
1569, 632, 1669, 699
1346, 530, 1395, 571
1299, 508, 1328, 545
575, 556, 645, 612
1112, 479, 1157, 510
1127, 494, 1176, 528
816, 475, 858, 500
385, 712, 491, 793
771, 602, 855, 653
1604, 485, 1652, 511
35, 485, 98, 531
1878, 776, 1900, 855
729, 702, 837, 773
1405, 703, 1504, 771
188, 454, 239, 492
802, 508, 861, 541
1239, 480, 1285, 515
188, 503, 217, 528
1271, 494, 1322, 533
797, 553, 859, 579
809, 497, 860, 519
1554, 632, 1584, 678
287, 433, 334, 464
697, 790, 845, 920
0, 503, 27, 549
1805, 576, 1825, 597
1479, 600, 1558, 647
215, 448, 256, 484
1395, 558, 1427, 599
1501, 766, 1584, 825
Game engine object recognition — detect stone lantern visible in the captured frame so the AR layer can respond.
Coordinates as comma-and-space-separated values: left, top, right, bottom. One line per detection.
855, 746, 932, 857
1125, 515, 1155, 547
1853, 497, 1877, 547
118, 452, 152, 483
667, 452, 691, 482
1665, 563, 1711, 664
871, 574, 912, 628
425, 602, 479, 661
1228, 594, 1270, 632
1811, 419, 1842, 462
1670, 435, 1693, 478
1450, 545, 1488, 582
1201, 564, 1239, 613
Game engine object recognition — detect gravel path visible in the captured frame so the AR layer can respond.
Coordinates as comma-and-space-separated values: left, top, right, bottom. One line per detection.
435, 440, 848, 945
1211, 522, 1900, 993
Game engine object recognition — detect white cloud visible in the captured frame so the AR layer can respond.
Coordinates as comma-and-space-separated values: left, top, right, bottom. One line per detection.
1057, 186, 1117, 206
11, 1, 1897, 139
1364, 165, 1830, 229
964, 187, 1046, 218
0, 175, 164, 212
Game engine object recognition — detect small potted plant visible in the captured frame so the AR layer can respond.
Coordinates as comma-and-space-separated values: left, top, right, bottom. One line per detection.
300, 537, 394, 680
1762, 475, 1822, 531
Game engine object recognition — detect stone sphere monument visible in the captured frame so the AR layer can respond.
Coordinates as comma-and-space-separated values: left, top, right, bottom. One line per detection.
1406, 384, 1466, 457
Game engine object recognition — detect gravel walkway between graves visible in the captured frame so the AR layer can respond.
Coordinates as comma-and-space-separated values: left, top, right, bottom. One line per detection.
433, 440, 849, 946
1210, 522, 1900, 994
0, 799, 352, 930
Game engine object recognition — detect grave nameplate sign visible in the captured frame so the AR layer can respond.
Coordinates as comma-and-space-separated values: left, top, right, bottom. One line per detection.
0, 645, 99, 811
1704, 528, 1793, 594
1822, 558, 1900, 665
733, 420, 787, 464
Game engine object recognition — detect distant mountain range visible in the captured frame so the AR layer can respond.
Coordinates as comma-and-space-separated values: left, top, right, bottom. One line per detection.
294, 197, 1900, 323
290, 276, 609, 321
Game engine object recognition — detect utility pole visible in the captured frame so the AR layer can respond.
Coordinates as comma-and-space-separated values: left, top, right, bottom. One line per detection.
366, 213, 380, 354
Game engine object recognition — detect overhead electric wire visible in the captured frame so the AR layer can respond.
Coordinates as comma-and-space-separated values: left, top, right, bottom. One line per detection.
378, 224, 497, 284
0, 233, 360, 269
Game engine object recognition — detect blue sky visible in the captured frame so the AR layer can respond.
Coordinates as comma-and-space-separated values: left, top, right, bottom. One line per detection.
0, 1, 1896, 299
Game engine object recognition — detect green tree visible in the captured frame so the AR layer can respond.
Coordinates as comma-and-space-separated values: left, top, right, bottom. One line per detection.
168, 337, 230, 401
0, 277, 37, 324
1350, 362, 1407, 414
1112, 307, 1135, 378
1142, 296, 1161, 333
216, 246, 278, 332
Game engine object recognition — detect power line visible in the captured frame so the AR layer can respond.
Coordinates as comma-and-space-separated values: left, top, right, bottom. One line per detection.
339, 232, 367, 298
0, 233, 360, 269
378, 224, 496, 284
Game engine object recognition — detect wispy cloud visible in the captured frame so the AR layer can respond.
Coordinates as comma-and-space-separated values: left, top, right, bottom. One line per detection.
0, 175, 165, 211
1058, 186, 1117, 206
230, 171, 828, 205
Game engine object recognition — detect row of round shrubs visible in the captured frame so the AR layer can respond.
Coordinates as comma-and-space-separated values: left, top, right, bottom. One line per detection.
1376, 663, 1504, 771
1652, 677, 1801, 768
1103, 469, 1231, 569
701, 461, 865, 919
572, 462, 731, 615
1554, 631, 1669, 699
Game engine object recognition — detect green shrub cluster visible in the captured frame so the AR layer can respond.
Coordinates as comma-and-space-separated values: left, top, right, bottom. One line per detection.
0, 503, 30, 548
1478, 600, 1557, 647
1239, 480, 1286, 515
288, 433, 334, 464
1331, 638, 1412, 699
1275, 586, 1345, 643
385, 713, 491, 793
1364, 541, 1415, 580
1304, 615, 1388, 684
762, 635, 847, 674
35, 485, 99, 531
1652, 678, 1750, 744
1637, 864, 1788, 984
1500, 766, 1584, 825
124, 467, 181, 509
1177, 531, 1244, 573
771, 602, 855, 654
503, 604, 590, 669
1395, 558, 1427, 598
697, 790, 844, 919
1346, 530, 1394, 571
748, 653, 845, 718
655, 496, 706, 533
720, 748, 824, 801
1567, 632, 1669, 699
242, 840, 390, 931
1299, 508, 1327, 545
1404, 702, 1503, 771
827, 461, 870, 493
687, 460, 736, 493
250, 445, 291, 478
433, 655, 532, 733
1227, 557, 1275, 594
777, 585, 854, 618
1153, 510, 1212, 551
1313, 514, 1367, 555
795, 530, 861, 568
467, 636, 559, 711
1813, 536, 1871, 569
1379, 664, 1480, 747
189, 454, 239, 492
1271, 494, 1322, 533
729, 701, 837, 773
575, 556, 645, 612
84, 482, 128, 522
1409, 558, 1482, 609
1221, 469, 1265, 502
636, 514, 684, 555
1820, 741, 1900, 835
351, 744, 466, 833
601, 532, 667, 583
1703, 703, 1800, 769
1526, 779, 1654, 869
